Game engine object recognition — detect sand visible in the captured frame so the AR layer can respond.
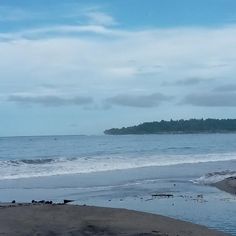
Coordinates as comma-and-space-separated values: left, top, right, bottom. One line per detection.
0, 203, 228, 236
213, 177, 236, 195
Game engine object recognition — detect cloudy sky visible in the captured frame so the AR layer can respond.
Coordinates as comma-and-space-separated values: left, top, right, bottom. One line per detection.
1, 0, 236, 136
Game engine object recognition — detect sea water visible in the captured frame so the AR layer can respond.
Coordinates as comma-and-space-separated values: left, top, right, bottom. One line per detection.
0, 134, 236, 235
0, 134, 236, 180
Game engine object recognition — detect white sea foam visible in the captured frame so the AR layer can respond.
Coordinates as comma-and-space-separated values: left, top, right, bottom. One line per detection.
0, 152, 236, 180
192, 170, 236, 185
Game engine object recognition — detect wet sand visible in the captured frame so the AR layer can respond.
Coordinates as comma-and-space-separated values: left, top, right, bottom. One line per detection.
213, 177, 236, 195
0, 204, 228, 236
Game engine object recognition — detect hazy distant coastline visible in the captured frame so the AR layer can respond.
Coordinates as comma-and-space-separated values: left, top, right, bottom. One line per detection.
104, 118, 236, 135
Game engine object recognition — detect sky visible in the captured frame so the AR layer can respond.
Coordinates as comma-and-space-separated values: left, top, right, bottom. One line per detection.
1, 0, 236, 136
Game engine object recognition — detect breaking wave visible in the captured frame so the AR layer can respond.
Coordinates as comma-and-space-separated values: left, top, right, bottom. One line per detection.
0, 152, 236, 180
9, 158, 55, 165
192, 170, 236, 185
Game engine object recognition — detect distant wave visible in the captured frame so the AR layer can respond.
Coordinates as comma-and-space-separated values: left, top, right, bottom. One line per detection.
192, 170, 236, 184
166, 146, 193, 150
9, 158, 55, 165
0, 153, 236, 180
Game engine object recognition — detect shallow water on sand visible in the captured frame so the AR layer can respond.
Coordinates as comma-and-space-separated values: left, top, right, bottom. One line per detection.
0, 161, 236, 235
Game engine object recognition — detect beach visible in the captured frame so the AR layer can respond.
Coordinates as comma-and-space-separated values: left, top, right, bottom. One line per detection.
0, 161, 235, 235
0, 203, 229, 236
0, 134, 236, 235
0, 174, 234, 236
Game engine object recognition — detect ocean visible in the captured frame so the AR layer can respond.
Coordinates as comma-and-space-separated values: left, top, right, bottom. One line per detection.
0, 134, 236, 235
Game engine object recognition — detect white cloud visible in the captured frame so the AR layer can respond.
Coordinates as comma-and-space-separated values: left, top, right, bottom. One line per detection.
85, 11, 117, 26
0, 23, 236, 108
0, 25, 117, 41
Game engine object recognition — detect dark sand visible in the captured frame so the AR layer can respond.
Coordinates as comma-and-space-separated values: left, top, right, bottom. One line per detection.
213, 177, 236, 195
0, 204, 228, 236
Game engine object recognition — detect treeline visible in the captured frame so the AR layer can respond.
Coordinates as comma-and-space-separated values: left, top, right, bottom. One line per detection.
104, 119, 236, 135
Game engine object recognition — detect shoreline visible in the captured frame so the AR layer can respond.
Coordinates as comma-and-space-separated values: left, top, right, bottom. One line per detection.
0, 203, 228, 236
0, 161, 235, 235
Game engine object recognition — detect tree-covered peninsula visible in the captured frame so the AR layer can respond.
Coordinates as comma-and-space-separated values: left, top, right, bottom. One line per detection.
104, 119, 236, 135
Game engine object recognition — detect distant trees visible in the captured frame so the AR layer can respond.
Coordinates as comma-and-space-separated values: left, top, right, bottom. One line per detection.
104, 119, 236, 135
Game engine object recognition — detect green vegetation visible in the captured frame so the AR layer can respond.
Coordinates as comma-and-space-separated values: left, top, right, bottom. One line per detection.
104, 119, 236, 135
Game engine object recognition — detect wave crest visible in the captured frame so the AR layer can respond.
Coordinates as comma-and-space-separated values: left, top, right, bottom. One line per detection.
0, 152, 236, 180
192, 170, 236, 184
9, 158, 55, 165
